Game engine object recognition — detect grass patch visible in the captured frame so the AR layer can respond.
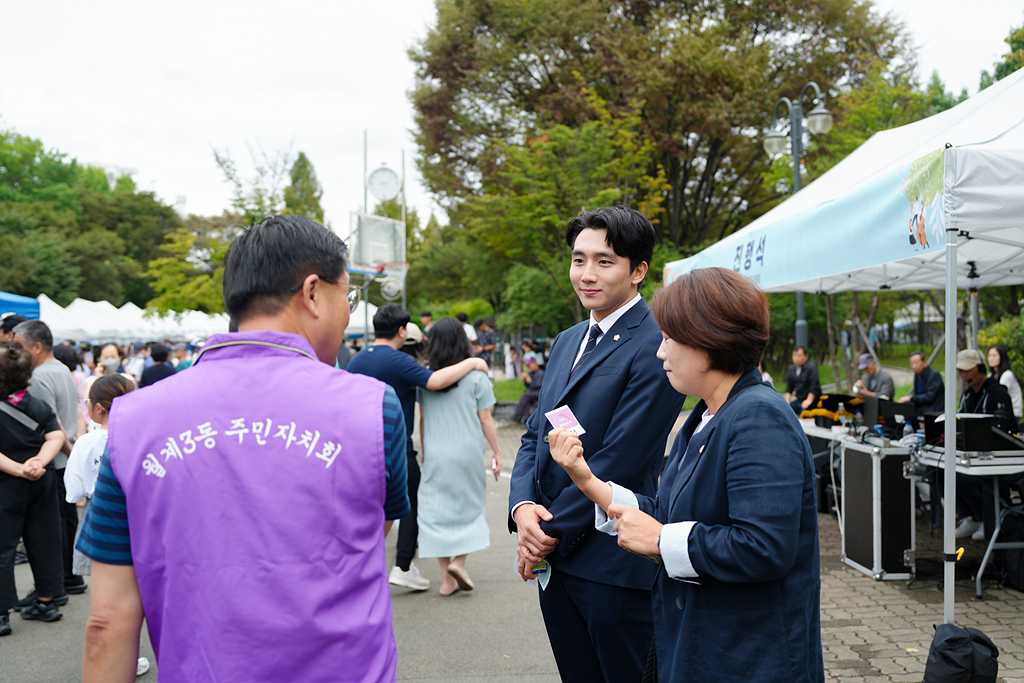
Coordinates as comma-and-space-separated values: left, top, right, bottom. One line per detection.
494, 379, 525, 402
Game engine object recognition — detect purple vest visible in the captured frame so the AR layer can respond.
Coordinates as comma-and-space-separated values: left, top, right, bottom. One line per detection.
108, 330, 396, 682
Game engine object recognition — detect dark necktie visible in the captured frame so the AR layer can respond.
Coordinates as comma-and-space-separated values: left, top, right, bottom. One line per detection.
570, 324, 602, 380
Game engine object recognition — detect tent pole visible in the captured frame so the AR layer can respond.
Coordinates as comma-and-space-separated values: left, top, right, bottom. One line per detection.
970, 290, 980, 349
943, 217, 958, 625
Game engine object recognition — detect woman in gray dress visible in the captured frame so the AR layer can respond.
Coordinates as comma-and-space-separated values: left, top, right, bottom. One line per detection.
416, 318, 502, 596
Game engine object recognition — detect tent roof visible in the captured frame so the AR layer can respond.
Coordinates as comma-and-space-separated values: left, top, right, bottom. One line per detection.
665, 68, 1024, 293
0, 290, 40, 318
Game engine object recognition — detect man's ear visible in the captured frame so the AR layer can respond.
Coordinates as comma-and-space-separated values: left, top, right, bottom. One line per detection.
297, 274, 324, 319
630, 261, 649, 286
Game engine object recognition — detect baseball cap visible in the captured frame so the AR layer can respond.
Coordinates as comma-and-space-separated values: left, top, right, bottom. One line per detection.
0, 314, 28, 334
956, 348, 985, 371
404, 323, 423, 346
857, 353, 873, 370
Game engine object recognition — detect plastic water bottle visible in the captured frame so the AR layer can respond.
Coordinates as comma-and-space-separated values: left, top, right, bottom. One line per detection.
903, 421, 914, 439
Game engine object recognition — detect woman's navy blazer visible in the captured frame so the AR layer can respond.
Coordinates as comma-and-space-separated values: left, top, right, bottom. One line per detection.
635, 369, 825, 682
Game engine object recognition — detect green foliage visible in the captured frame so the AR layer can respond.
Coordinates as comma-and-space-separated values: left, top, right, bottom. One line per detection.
145, 212, 243, 314
978, 315, 1024, 382
284, 152, 325, 223
980, 22, 1024, 89
497, 264, 576, 336
0, 126, 181, 306
213, 143, 293, 224
411, 0, 913, 248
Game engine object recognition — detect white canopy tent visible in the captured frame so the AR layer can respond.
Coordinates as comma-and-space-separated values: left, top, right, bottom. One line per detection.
38, 295, 230, 343
665, 68, 1024, 624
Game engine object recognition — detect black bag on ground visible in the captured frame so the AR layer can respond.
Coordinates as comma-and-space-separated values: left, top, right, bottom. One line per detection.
996, 507, 1024, 592
923, 623, 998, 683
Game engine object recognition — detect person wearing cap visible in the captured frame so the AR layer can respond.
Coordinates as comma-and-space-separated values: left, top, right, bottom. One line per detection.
401, 322, 426, 361
956, 348, 1016, 433
1, 314, 29, 342
853, 353, 894, 400
513, 356, 544, 424
898, 350, 945, 414
348, 303, 489, 592
953, 348, 1017, 541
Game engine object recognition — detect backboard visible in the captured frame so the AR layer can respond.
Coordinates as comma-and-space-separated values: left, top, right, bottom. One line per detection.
346, 212, 405, 276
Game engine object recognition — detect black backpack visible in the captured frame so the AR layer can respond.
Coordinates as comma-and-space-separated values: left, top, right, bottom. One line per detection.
923, 623, 998, 683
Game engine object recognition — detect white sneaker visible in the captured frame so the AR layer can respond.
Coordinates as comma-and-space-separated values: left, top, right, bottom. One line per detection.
971, 524, 986, 542
136, 657, 150, 676
389, 563, 429, 591
955, 518, 982, 539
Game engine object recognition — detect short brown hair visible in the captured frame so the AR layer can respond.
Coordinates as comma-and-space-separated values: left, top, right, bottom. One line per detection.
0, 341, 35, 396
652, 267, 770, 375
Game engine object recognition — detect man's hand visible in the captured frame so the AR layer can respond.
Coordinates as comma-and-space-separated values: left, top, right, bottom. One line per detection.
608, 504, 663, 557
801, 396, 814, 410
898, 396, 911, 404
515, 546, 538, 582
514, 503, 557, 563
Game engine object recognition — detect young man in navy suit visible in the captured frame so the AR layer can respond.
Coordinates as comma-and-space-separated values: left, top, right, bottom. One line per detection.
508, 206, 685, 683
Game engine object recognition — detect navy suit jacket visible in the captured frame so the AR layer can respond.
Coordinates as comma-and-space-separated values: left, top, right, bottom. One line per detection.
637, 369, 824, 682
508, 298, 685, 590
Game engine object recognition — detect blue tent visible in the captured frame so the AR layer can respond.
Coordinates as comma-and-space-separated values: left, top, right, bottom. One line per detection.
0, 291, 40, 318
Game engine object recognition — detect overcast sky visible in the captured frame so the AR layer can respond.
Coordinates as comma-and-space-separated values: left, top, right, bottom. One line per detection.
2, 0, 1021, 232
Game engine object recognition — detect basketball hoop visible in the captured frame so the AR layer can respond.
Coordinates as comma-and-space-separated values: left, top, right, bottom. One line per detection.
376, 261, 409, 279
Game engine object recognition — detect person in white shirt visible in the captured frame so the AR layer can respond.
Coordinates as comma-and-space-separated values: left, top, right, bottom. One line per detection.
457, 312, 477, 343
988, 345, 1023, 423
63, 373, 149, 676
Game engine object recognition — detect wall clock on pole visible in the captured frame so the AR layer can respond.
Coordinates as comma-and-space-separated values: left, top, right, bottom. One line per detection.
367, 166, 401, 201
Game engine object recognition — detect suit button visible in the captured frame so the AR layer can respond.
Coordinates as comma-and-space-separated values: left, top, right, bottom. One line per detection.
675, 597, 685, 611
543, 435, 549, 443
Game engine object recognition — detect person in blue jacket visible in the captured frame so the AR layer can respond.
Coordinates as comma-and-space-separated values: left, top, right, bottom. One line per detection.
548, 266, 824, 683
509, 206, 685, 683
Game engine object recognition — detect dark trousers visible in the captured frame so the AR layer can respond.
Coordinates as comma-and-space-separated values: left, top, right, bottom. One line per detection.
789, 398, 806, 415
395, 452, 421, 570
539, 569, 654, 683
515, 389, 541, 423
55, 471, 80, 584
0, 470, 64, 613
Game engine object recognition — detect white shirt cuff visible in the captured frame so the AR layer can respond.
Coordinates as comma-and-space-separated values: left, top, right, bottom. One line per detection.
511, 501, 536, 522
595, 482, 638, 535
660, 521, 698, 579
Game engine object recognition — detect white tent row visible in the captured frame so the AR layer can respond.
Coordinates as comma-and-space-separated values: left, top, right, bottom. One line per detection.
665, 68, 1024, 625
38, 294, 230, 343
37, 295, 378, 343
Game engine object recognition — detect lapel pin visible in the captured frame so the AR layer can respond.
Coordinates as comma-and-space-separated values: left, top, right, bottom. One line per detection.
613, 335, 620, 341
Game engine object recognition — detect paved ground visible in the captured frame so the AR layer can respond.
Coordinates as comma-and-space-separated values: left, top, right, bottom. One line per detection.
3, 413, 1022, 683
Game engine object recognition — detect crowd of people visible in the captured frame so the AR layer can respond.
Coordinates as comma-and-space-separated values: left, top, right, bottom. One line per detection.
1, 204, 1021, 682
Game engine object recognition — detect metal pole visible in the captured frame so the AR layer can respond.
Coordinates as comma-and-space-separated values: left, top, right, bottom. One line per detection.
401, 149, 407, 311
970, 290, 980, 349
791, 98, 808, 350
363, 129, 368, 214
943, 205, 958, 625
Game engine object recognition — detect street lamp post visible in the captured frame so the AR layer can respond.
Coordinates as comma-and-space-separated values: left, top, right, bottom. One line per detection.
764, 82, 833, 351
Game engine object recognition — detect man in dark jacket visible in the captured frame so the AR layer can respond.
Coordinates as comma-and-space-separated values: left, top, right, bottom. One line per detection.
899, 350, 945, 414
784, 346, 821, 415
953, 348, 1016, 541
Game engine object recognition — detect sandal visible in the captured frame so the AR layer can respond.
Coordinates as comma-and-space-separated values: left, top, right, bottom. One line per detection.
446, 565, 474, 591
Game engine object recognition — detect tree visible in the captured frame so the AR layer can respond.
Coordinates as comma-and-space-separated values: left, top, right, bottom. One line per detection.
284, 152, 326, 223
146, 212, 243, 314
410, 0, 913, 249
980, 22, 1024, 89
213, 143, 293, 224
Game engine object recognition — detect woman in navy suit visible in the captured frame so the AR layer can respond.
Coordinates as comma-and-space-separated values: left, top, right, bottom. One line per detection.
549, 267, 824, 682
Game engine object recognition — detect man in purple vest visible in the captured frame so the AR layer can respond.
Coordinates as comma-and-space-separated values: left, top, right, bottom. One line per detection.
76, 215, 410, 682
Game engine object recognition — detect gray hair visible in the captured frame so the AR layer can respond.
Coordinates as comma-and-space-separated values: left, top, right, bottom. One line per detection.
12, 320, 53, 351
